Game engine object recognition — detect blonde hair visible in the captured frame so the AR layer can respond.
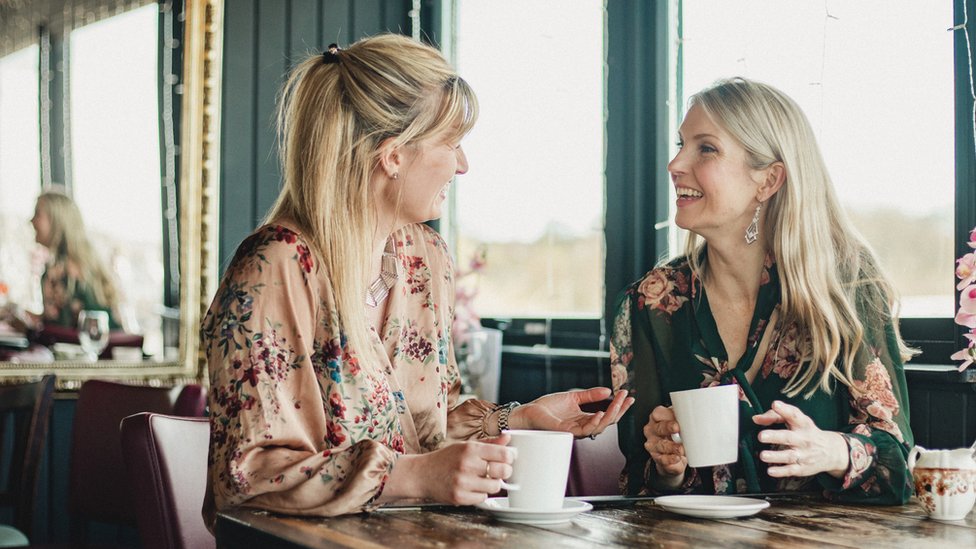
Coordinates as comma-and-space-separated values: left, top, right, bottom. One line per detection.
683, 77, 914, 397
265, 34, 477, 360
36, 190, 119, 311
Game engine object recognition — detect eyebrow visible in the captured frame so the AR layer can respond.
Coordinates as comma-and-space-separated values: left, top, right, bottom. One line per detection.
676, 131, 721, 141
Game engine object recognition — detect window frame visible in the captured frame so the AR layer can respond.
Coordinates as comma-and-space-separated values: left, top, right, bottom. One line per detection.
425, 0, 974, 364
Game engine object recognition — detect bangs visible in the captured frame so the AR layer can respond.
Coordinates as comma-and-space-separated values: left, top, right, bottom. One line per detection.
424, 76, 479, 143
383, 75, 479, 150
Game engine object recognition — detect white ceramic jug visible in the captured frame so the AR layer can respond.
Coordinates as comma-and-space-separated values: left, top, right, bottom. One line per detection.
908, 445, 976, 521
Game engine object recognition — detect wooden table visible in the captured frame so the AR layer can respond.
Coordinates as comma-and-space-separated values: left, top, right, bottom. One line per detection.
215, 495, 976, 548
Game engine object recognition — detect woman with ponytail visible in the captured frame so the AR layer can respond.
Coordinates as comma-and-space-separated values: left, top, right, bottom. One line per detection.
202, 34, 632, 523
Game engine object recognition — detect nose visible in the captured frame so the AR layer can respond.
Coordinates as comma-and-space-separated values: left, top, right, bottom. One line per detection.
455, 146, 468, 175
667, 149, 686, 178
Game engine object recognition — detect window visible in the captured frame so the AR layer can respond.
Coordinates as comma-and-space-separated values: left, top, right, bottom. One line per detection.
430, 0, 972, 363
69, 3, 165, 354
0, 45, 42, 309
678, 0, 956, 318
446, 0, 606, 319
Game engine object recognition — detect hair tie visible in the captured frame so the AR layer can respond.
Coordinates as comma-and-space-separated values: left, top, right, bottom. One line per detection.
322, 43, 341, 64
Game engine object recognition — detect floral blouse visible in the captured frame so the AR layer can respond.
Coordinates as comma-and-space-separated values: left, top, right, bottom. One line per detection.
41, 257, 120, 329
202, 222, 497, 521
610, 252, 914, 504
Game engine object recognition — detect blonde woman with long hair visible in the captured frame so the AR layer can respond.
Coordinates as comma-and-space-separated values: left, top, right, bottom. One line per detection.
201, 34, 633, 522
610, 78, 914, 504
1, 190, 121, 331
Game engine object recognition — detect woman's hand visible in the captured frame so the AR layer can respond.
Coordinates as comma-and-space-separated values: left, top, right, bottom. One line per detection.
644, 405, 687, 483
509, 387, 634, 438
383, 434, 514, 505
753, 400, 849, 478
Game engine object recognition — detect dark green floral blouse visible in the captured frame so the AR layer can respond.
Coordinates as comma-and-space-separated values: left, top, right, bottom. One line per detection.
610, 252, 913, 504
40, 257, 120, 329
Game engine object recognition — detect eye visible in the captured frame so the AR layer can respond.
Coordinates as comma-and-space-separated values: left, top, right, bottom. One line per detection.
675, 140, 684, 149
699, 144, 718, 154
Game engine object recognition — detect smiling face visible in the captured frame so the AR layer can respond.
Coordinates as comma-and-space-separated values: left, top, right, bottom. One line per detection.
668, 104, 768, 243
392, 125, 469, 225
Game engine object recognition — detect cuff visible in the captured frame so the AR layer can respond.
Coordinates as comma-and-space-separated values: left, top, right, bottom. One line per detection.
819, 433, 875, 492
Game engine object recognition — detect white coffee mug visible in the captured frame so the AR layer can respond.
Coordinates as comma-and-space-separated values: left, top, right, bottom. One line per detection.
499, 430, 573, 510
669, 384, 739, 468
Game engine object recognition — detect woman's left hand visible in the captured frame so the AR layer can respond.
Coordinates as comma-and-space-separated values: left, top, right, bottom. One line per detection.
510, 387, 634, 438
753, 400, 849, 478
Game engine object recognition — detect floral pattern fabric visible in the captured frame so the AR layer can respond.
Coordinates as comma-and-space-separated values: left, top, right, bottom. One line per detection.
40, 257, 120, 329
202, 222, 495, 522
611, 252, 914, 504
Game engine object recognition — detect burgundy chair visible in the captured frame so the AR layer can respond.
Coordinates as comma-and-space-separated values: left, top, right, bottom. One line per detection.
566, 423, 627, 497
67, 380, 206, 544
0, 375, 55, 542
120, 413, 214, 549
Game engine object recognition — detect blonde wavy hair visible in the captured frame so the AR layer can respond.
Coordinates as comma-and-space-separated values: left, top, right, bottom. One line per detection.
36, 190, 119, 311
683, 77, 915, 397
265, 34, 477, 359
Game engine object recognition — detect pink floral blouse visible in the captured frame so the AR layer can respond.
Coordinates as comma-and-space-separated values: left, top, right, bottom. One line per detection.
202, 222, 495, 522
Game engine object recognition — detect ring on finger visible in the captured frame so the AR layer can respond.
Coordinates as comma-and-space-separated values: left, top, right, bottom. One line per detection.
485, 461, 492, 479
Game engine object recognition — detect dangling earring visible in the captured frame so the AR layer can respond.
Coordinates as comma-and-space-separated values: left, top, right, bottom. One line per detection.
745, 203, 761, 244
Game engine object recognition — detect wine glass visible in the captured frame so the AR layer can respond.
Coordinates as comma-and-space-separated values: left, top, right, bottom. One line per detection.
78, 310, 110, 361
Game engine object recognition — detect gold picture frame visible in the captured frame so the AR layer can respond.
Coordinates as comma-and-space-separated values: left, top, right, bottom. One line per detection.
0, 0, 223, 391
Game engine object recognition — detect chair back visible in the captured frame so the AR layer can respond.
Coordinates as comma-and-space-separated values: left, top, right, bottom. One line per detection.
173, 384, 207, 417
68, 380, 206, 531
0, 375, 55, 540
120, 413, 214, 549
566, 423, 626, 497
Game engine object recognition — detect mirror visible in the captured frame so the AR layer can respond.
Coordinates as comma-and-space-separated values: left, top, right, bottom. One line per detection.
0, 0, 222, 390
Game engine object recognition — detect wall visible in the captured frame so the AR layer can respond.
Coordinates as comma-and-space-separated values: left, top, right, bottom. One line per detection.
218, 0, 412, 270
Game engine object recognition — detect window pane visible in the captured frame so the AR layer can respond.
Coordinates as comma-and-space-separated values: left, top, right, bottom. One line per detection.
680, 0, 955, 317
70, 4, 165, 354
0, 45, 41, 309
451, 0, 605, 318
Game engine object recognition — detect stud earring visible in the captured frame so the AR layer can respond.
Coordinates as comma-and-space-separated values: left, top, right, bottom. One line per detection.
745, 203, 762, 244
391, 172, 399, 180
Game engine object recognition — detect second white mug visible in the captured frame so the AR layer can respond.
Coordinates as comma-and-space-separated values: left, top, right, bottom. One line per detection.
669, 384, 739, 468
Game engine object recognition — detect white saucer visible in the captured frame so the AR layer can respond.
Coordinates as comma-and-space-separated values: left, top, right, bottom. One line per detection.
654, 495, 770, 519
476, 498, 593, 524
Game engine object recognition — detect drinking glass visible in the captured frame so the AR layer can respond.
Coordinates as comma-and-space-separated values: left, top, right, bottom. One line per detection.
78, 310, 110, 361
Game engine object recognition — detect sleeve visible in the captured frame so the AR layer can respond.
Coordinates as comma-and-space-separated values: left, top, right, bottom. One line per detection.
447, 398, 496, 440
818, 284, 914, 505
415, 223, 499, 441
203, 230, 397, 518
613, 284, 702, 496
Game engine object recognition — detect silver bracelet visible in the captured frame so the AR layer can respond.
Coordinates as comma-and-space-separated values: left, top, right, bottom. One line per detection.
496, 401, 520, 433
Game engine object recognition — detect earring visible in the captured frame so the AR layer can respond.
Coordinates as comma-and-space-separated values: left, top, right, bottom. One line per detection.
745, 203, 761, 244
391, 172, 399, 180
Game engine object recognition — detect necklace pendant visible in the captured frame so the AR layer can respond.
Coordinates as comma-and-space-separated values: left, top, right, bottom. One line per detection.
365, 241, 398, 307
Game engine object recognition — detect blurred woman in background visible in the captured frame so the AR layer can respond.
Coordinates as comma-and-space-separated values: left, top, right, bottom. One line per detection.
2, 189, 120, 332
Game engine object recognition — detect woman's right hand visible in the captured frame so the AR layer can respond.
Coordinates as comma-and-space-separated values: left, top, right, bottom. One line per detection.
383, 434, 515, 505
644, 406, 687, 480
